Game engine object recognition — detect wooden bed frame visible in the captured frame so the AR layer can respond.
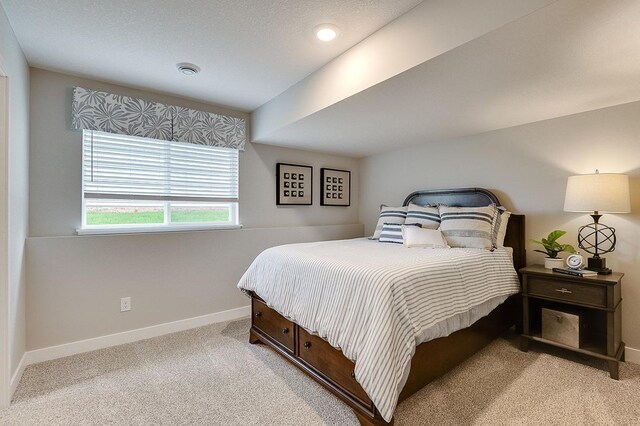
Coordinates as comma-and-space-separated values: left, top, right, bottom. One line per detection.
247, 188, 525, 425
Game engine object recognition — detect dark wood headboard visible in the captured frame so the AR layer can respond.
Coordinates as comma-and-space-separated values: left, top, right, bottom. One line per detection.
403, 188, 526, 272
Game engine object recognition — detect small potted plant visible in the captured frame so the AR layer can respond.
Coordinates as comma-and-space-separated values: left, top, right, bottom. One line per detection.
532, 230, 575, 269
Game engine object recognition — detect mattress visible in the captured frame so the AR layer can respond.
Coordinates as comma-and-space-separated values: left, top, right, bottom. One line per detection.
237, 237, 520, 422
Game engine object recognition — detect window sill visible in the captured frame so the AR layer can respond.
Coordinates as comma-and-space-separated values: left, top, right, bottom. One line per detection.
76, 224, 243, 236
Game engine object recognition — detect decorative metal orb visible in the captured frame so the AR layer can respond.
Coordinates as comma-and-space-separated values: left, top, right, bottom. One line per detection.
577, 223, 616, 256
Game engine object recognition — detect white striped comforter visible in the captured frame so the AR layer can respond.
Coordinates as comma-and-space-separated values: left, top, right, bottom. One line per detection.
237, 238, 520, 422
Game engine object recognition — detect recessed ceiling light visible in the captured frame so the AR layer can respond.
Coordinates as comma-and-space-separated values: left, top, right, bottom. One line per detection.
314, 24, 339, 42
176, 62, 200, 76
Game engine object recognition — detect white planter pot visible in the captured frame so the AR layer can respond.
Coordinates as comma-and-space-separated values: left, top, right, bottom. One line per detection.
544, 257, 564, 269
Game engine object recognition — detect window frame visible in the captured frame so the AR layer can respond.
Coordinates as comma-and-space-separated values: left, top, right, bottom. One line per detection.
78, 130, 241, 235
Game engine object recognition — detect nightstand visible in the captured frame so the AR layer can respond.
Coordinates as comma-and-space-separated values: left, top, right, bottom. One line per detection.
519, 265, 624, 379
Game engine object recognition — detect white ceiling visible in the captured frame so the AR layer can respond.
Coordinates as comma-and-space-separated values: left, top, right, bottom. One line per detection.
0, 0, 422, 111
254, 0, 640, 157
4, 0, 639, 158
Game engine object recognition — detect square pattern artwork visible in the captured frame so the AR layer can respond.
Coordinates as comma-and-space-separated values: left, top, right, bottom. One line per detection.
321, 168, 350, 206
276, 163, 312, 205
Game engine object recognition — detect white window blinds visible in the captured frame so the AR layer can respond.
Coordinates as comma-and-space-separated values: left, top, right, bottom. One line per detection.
83, 130, 239, 202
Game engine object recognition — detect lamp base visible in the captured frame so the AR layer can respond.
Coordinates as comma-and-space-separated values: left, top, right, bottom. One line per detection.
586, 257, 612, 275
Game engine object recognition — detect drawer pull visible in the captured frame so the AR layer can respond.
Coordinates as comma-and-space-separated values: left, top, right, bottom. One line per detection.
351, 371, 356, 379
304, 341, 312, 349
282, 327, 289, 334
255, 311, 262, 318
555, 288, 572, 294
556, 315, 564, 323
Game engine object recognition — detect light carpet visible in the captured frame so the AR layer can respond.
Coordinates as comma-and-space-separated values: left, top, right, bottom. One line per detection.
2, 318, 639, 425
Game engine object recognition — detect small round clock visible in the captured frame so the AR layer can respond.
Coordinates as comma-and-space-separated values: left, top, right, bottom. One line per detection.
566, 253, 585, 270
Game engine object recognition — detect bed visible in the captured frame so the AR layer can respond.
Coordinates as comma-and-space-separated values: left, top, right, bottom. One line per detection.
238, 188, 525, 425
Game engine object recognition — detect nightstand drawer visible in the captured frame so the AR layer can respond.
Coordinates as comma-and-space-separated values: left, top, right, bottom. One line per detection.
527, 277, 607, 307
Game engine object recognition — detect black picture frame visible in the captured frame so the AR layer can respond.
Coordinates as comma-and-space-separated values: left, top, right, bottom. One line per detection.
276, 163, 313, 205
320, 168, 350, 207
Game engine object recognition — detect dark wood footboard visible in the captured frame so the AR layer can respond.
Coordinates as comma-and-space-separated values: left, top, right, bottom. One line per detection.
248, 292, 519, 425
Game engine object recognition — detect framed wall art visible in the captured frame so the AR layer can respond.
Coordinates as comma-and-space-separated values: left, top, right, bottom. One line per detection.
321, 168, 350, 207
276, 163, 312, 205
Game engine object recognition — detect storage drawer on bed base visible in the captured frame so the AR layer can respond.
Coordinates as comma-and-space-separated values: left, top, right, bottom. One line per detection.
251, 299, 295, 353
297, 327, 372, 406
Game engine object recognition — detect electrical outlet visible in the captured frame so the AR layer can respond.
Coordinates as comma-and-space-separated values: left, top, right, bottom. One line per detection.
120, 297, 131, 312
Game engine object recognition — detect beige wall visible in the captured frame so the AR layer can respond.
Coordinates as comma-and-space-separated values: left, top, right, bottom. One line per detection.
29, 68, 359, 236
27, 224, 362, 349
0, 2, 29, 401
27, 68, 362, 350
359, 100, 640, 353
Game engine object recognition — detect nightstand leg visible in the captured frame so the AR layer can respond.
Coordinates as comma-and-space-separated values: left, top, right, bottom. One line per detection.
520, 336, 529, 352
607, 360, 619, 380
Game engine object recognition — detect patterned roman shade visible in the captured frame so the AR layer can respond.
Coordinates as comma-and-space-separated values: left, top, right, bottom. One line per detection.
172, 105, 245, 149
71, 87, 246, 150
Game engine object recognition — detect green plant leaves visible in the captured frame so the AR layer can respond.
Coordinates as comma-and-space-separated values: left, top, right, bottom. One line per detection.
531, 230, 574, 258
559, 244, 576, 253
546, 230, 566, 244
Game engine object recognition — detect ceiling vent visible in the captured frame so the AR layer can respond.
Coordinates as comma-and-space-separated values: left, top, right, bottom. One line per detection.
176, 63, 200, 76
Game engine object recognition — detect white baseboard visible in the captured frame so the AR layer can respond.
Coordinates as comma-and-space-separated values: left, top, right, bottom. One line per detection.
14, 306, 637, 393
625, 346, 640, 365
24, 305, 250, 367
9, 353, 26, 400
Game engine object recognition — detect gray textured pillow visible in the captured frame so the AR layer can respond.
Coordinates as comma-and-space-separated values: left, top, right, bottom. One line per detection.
495, 208, 511, 247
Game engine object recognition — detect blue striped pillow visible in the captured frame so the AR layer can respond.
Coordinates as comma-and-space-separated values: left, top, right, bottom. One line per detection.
438, 205, 498, 249
371, 205, 407, 239
405, 203, 441, 229
379, 223, 422, 244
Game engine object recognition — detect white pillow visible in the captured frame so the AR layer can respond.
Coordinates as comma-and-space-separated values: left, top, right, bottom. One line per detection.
496, 210, 511, 248
371, 205, 407, 239
402, 226, 450, 249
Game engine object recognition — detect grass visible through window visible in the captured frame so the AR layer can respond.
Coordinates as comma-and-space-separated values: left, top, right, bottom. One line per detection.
86, 211, 164, 225
171, 209, 229, 223
86, 207, 230, 225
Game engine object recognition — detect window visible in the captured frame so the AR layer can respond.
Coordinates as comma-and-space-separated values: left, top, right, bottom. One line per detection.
80, 130, 239, 232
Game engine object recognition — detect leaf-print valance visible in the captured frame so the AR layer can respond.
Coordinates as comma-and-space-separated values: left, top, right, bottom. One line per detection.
71, 87, 246, 150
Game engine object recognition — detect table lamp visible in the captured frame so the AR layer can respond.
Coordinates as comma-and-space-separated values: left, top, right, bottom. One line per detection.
564, 170, 630, 274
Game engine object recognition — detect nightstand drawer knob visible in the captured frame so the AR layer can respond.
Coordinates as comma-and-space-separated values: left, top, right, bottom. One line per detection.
555, 288, 572, 294
556, 315, 564, 323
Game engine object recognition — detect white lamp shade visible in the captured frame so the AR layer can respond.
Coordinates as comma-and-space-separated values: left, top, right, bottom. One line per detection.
564, 173, 630, 213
